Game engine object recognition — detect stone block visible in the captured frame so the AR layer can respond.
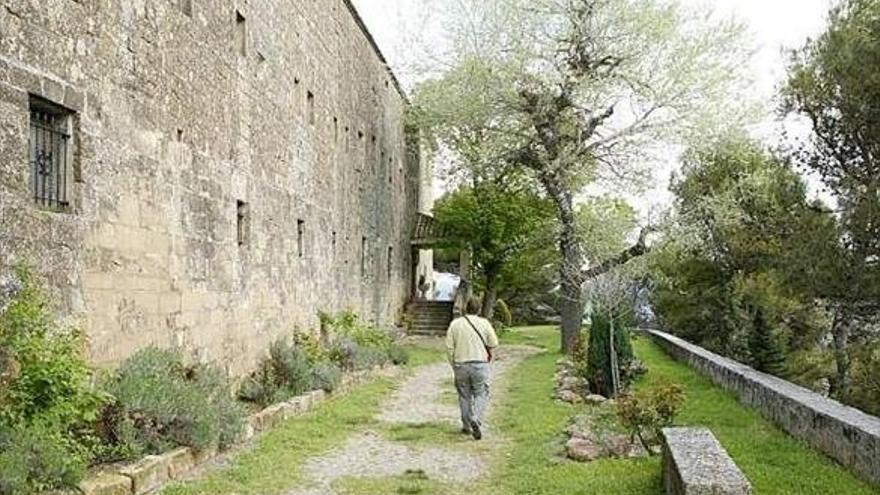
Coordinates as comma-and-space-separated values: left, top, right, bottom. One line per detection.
163, 447, 196, 480
77, 473, 132, 495
662, 427, 752, 495
119, 454, 171, 495
191, 444, 218, 465
251, 403, 286, 432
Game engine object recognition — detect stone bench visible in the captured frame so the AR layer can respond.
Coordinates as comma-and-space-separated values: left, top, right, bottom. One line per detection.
662, 427, 752, 495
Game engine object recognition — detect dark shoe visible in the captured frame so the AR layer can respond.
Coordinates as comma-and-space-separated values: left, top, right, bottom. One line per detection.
460, 428, 472, 435
471, 421, 482, 441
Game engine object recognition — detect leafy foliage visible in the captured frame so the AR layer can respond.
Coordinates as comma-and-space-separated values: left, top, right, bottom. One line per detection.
0, 266, 105, 493
104, 347, 245, 457
583, 311, 636, 398
616, 381, 685, 453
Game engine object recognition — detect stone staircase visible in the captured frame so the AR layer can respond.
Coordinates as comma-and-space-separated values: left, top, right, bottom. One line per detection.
407, 300, 454, 336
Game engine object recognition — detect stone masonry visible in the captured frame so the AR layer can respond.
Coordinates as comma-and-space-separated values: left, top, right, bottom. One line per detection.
0, 0, 424, 375
649, 330, 880, 486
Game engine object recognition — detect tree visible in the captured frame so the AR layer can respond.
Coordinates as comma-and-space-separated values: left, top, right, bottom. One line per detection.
784, 0, 880, 400
432, 179, 555, 318
650, 136, 835, 368
412, 0, 755, 353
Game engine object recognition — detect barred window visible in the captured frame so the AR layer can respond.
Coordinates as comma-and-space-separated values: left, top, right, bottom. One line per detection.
29, 97, 73, 211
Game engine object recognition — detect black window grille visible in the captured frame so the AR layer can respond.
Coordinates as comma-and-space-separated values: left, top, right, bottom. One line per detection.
29, 102, 71, 210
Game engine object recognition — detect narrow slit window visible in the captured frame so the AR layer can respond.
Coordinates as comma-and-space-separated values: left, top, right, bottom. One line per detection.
180, 0, 193, 16
332, 231, 337, 253
307, 91, 316, 126
236, 200, 249, 247
387, 246, 393, 280
297, 219, 305, 258
361, 236, 368, 277
235, 11, 247, 57
29, 96, 73, 211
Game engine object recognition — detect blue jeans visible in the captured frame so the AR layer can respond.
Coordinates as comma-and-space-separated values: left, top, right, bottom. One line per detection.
453, 362, 490, 430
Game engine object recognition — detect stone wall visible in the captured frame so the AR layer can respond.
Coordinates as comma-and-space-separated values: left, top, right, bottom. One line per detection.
648, 330, 880, 486
0, 0, 422, 375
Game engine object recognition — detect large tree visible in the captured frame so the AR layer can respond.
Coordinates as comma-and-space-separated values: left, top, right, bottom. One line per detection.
413, 0, 754, 352
433, 178, 555, 318
784, 0, 880, 398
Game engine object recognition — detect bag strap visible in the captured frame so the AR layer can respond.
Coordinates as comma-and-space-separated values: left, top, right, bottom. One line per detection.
463, 316, 488, 347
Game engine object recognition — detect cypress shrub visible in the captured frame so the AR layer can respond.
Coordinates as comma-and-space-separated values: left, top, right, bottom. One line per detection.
585, 310, 635, 397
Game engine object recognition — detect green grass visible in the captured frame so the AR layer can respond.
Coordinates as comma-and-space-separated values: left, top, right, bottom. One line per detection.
334, 470, 449, 495
402, 342, 447, 366
379, 421, 464, 446
488, 326, 880, 495
161, 379, 396, 495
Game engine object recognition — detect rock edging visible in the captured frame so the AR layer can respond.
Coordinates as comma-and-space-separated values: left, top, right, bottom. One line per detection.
74, 365, 399, 495
648, 329, 880, 486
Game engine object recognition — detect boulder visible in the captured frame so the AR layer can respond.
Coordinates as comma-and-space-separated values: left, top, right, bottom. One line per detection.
556, 390, 583, 404
584, 394, 608, 405
566, 437, 604, 462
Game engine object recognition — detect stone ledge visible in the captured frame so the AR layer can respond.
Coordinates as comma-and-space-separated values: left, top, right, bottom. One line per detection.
662, 427, 752, 495
648, 329, 880, 486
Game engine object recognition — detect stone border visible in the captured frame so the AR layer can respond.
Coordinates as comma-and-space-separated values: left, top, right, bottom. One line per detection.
74, 365, 399, 495
647, 329, 880, 486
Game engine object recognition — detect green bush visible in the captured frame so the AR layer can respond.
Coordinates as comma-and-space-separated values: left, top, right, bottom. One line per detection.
584, 310, 635, 397
388, 344, 410, 365
320, 311, 394, 351
0, 421, 89, 494
239, 337, 316, 407
0, 266, 105, 493
495, 299, 513, 328
104, 347, 245, 457
310, 362, 342, 393
616, 380, 686, 453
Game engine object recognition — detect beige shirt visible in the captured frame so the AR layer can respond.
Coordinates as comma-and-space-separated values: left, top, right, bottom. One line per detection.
446, 315, 500, 364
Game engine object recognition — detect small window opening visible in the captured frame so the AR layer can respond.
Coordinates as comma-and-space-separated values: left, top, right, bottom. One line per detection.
29, 96, 74, 211
387, 246, 393, 279
333, 117, 339, 142
332, 231, 337, 253
307, 91, 315, 126
180, 0, 193, 16
297, 219, 305, 258
236, 200, 249, 247
176, 128, 184, 142
361, 236, 368, 277
235, 11, 247, 57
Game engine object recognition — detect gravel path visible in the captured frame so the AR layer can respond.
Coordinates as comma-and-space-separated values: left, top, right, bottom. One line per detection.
286, 344, 540, 494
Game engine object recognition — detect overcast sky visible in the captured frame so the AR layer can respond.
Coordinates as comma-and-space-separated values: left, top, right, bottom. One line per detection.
351, 0, 836, 215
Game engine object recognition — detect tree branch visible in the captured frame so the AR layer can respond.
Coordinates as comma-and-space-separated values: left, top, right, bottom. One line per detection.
582, 226, 655, 279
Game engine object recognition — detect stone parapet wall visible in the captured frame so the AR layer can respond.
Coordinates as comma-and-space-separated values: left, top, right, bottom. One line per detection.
648, 330, 880, 486
0, 1, 420, 374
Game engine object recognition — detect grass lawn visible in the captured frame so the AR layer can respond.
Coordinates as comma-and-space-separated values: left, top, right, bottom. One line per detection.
491, 326, 880, 495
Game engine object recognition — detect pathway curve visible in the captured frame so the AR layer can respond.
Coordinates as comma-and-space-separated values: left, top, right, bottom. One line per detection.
286, 344, 540, 495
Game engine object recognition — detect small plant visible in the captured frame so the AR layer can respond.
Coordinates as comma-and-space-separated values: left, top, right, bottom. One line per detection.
585, 310, 635, 397
616, 381, 686, 453
104, 347, 245, 457
0, 421, 90, 495
310, 362, 342, 393
388, 344, 410, 365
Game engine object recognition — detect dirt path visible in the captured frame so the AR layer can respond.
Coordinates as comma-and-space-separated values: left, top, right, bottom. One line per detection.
286, 345, 540, 495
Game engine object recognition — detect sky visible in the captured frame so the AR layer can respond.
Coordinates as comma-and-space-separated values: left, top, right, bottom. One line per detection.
351, 0, 836, 216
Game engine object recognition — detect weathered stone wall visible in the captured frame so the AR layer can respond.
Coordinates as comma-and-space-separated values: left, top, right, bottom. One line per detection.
0, 0, 421, 375
648, 330, 880, 486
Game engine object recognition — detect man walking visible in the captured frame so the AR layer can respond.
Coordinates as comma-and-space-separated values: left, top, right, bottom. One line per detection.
445, 298, 499, 440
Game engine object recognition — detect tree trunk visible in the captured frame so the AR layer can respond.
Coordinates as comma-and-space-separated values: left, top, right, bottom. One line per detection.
829, 306, 853, 399
482, 268, 499, 319
541, 172, 585, 354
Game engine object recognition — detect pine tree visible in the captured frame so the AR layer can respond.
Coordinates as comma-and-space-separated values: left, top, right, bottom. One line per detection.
748, 309, 786, 376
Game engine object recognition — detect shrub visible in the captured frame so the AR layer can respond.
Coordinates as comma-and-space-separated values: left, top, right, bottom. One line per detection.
354, 346, 390, 370
495, 299, 513, 328
321, 311, 394, 351
0, 266, 104, 492
239, 337, 316, 407
328, 337, 361, 372
388, 344, 410, 365
310, 362, 342, 393
585, 310, 635, 397
0, 421, 89, 495
616, 381, 685, 453
105, 347, 245, 457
